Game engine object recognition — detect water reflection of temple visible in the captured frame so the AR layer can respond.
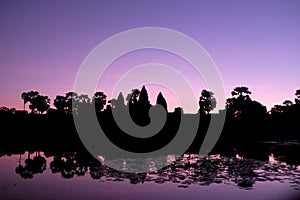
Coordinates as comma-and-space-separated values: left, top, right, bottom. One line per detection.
6, 144, 299, 191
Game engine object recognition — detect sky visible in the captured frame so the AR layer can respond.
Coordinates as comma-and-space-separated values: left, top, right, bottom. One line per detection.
0, 0, 300, 113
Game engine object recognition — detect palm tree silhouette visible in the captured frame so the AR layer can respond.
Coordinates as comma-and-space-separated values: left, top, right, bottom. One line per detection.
21, 92, 30, 111
21, 91, 39, 112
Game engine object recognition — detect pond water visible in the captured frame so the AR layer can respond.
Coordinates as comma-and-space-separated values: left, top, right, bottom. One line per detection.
0, 144, 299, 200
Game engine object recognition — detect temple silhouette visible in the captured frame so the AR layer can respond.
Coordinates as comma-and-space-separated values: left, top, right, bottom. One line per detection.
0, 86, 299, 155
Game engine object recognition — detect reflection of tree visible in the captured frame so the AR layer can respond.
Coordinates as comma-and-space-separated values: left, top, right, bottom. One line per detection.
50, 155, 64, 174
16, 153, 33, 179
226, 158, 258, 189
50, 152, 89, 179
269, 143, 300, 167
128, 173, 147, 184
32, 152, 47, 173
89, 159, 105, 179
61, 154, 76, 179
11, 149, 300, 191
15, 152, 46, 179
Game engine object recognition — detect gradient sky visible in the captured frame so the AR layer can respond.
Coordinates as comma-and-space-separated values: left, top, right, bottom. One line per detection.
1, 0, 300, 113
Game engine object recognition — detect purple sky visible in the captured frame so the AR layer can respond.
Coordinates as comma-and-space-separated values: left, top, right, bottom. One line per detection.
0, 0, 300, 113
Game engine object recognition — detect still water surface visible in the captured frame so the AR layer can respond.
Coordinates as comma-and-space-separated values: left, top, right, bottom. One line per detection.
0, 144, 299, 200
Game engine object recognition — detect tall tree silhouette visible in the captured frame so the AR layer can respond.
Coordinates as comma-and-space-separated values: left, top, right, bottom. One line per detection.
282, 100, 293, 116
295, 89, 300, 105
21, 91, 39, 112
126, 89, 141, 125
199, 89, 216, 114
227, 87, 252, 118
126, 89, 140, 107
78, 94, 90, 104
93, 92, 107, 112
65, 92, 79, 114
0, 107, 15, 115
54, 95, 67, 113
283, 100, 293, 107
21, 92, 30, 111
231, 87, 251, 100
15, 152, 46, 179
78, 94, 91, 114
270, 100, 294, 116
156, 92, 167, 111
227, 87, 266, 120
270, 105, 284, 114
29, 95, 50, 114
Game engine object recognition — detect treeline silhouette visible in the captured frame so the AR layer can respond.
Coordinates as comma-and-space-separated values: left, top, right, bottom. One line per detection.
0, 86, 298, 118
0, 86, 299, 154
